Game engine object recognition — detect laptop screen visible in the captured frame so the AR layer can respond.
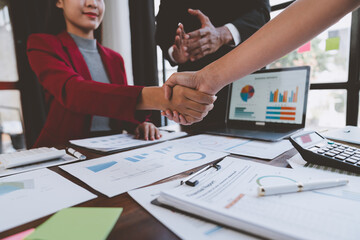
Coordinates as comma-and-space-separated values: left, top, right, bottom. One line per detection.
228, 66, 310, 126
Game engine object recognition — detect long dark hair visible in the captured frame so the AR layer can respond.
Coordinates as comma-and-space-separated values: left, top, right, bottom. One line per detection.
45, 0, 102, 42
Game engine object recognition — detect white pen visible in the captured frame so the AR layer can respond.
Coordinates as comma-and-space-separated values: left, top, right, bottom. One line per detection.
258, 178, 349, 197
66, 147, 87, 160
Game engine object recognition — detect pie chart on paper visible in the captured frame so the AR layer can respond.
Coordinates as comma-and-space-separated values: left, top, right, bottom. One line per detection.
240, 85, 255, 102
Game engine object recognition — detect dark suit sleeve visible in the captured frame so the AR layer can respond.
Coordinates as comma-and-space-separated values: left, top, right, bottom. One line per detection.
230, 4, 270, 44
155, 0, 182, 66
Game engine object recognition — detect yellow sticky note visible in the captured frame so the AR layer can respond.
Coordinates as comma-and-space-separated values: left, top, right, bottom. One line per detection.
325, 37, 340, 51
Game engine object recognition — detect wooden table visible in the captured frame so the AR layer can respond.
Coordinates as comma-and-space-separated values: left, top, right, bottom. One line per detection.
0, 139, 297, 239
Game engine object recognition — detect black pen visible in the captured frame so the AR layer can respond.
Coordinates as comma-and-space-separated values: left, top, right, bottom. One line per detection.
180, 164, 221, 187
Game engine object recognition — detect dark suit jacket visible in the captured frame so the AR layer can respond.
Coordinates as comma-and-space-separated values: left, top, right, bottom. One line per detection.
156, 0, 270, 130
27, 31, 147, 147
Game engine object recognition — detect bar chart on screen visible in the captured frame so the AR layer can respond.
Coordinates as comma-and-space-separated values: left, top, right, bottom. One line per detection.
269, 86, 299, 103
265, 106, 297, 121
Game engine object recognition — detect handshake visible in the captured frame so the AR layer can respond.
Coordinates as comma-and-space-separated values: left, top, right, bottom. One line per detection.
160, 71, 221, 125
137, 71, 220, 126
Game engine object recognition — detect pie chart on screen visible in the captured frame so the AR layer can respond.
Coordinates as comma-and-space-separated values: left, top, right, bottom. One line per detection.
240, 85, 255, 102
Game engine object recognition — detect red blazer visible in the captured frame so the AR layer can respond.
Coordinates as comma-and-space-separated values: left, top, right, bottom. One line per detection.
27, 31, 147, 147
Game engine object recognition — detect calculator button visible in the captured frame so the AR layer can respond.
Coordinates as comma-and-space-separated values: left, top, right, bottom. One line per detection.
337, 147, 346, 151
350, 156, 360, 161
340, 153, 350, 157
335, 155, 347, 160
317, 150, 325, 154
354, 154, 360, 158
325, 152, 336, 157
322, 148, 330, 152
309, 146, 319, 152
327, 141, 334, 144
315, 143, 327, 148
329, 150, 340, 155
345, 159, 358, 164
344, 151, 355, 155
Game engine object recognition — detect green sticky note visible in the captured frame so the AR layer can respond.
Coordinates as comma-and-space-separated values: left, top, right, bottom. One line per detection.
25, 207, 123, 240
325, 37, 340, 51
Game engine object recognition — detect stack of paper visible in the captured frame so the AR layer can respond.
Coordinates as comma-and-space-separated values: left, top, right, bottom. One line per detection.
129, 181, 257, 240
69, 131, 187, 152
155, 157, 360, 240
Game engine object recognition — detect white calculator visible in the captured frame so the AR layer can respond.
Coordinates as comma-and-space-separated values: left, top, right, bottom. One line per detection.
0, 147, 66, 169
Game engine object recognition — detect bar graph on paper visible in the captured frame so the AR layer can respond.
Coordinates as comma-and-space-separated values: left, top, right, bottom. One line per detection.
270, 86, 299, 103
0, 180, 34, 196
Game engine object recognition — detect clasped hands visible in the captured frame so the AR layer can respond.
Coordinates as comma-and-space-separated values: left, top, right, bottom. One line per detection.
172, 9, 233, 64
160, 9, 232, 125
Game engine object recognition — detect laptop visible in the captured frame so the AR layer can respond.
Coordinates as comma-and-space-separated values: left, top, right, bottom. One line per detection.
206, 66, 310, 141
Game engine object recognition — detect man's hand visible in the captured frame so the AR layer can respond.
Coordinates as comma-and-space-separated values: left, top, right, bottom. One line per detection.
134, 122, 161, 141
186, 9, 233, 61
137, 85, 215, 125
171, 23, 190, 64
163, 71, 219, 100
164, 85, 216, 125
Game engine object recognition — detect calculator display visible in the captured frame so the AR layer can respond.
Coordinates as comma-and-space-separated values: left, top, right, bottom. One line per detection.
294, 132, 324, 148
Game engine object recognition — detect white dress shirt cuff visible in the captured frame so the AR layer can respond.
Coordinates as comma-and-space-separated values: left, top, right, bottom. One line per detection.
168, 46, 177, 64
224, 23, 241, 46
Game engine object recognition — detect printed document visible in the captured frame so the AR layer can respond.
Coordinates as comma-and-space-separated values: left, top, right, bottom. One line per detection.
0, 168, 96, 232
70, 131, 187, 152
172, 134, 292, 159
129, 181, 259, 240
157, 157, 360, 240
60, 141, 228, 197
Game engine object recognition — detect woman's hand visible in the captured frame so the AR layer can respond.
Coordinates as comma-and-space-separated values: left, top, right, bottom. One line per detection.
134, 122, 162, 141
